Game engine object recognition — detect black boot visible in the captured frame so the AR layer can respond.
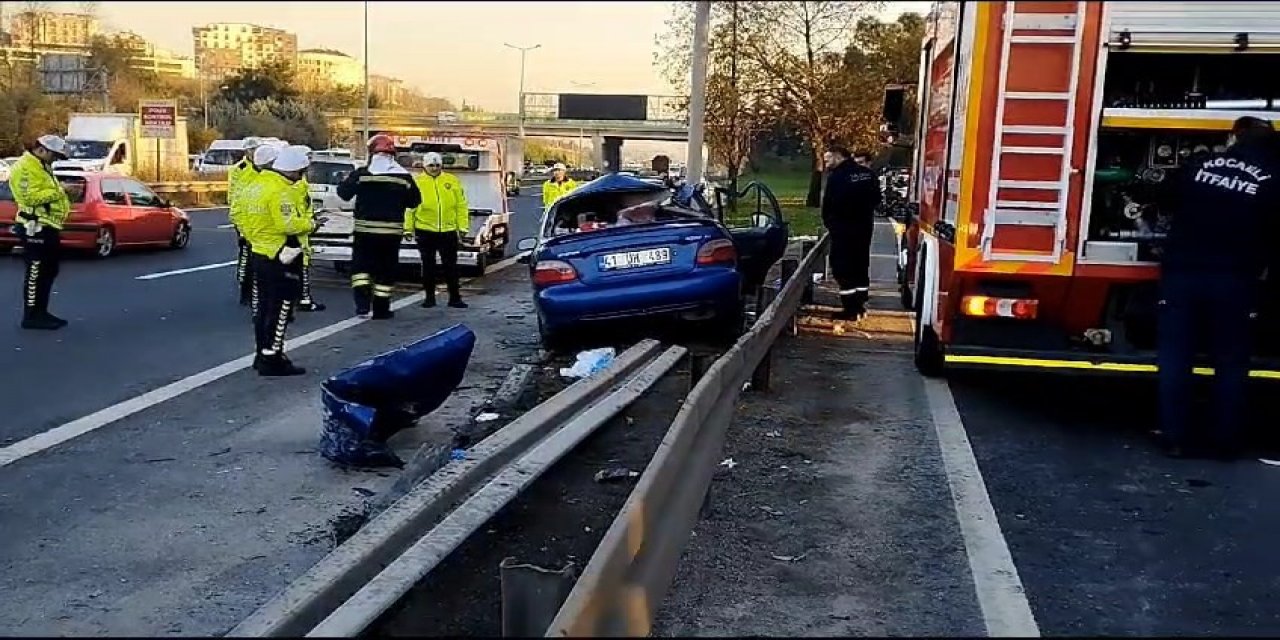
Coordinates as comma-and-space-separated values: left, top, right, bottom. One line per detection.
41, 312, 68, 328
257, 353, 306, 377
21, 312, 63, 330
298, 299, 326, 312
421, 291, 437, 308
448, 297, 468, 309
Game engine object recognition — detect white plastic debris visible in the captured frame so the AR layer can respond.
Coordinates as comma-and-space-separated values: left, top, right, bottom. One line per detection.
476, 412, 501, 423
771, 552, 808, 563
559, 347, 617, 379
811, 273, 825, 284
719, 457, 738, 470
758, 505, 784, 516
764, 430, 782, 438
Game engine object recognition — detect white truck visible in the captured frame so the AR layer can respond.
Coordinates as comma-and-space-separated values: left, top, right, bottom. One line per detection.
54, 113, 190, 178
310, 134, 513, 274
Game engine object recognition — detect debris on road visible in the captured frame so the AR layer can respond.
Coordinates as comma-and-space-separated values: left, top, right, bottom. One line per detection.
770, 552, 808, 563
593, 467, 639, 483
476, 412, 501, 423
559, 348, 616, 379
765, 430, 782, 438
758, 505, 784, 517
719, 457, 738, 470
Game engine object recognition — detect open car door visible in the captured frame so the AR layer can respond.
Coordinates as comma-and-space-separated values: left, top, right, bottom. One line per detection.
712, 182, 788, 292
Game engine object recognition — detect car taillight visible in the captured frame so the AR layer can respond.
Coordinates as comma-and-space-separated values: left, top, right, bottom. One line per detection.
961, 295, 1038, 320
696, 238, 736, 266
532, 260, 578, 287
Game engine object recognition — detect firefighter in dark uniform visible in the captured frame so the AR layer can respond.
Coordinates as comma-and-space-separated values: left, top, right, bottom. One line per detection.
1157, 116, 1280, 459
11, 134, 71, 330
336, 135, 422, 319
821, 145, 882, 320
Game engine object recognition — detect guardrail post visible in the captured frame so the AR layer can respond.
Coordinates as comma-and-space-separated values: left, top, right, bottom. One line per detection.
689, 352, 709, 387
800, 241, 817, 306
500, 558, 578, 637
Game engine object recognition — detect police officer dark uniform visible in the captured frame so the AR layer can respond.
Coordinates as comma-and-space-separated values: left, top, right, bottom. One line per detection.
1157, 116, 1280, 459
821, 145, 882, 320
11, 134, 71, 330
336, 134, 422, 319
242, 145, 316, 377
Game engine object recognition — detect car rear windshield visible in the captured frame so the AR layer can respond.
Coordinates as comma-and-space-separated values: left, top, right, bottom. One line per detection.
203, 149, 245, 166
308, 161, 356, 186
548, 190, 695, 237
0, 175, 88, 203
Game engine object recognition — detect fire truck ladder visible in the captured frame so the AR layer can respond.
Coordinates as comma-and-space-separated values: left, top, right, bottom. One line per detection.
981, 1, 1085, 263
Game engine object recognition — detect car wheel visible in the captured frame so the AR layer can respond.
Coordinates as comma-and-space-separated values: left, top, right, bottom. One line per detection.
538, 315, 567, 351
912, 253, 943, 377
487, 244, 506, 261
474, 251, 490, 275
95, 226, 116, 259
170, 222, 191, 249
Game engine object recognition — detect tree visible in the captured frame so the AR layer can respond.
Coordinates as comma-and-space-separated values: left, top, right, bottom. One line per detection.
217, 60, 299, 105
843, 12, 926, 158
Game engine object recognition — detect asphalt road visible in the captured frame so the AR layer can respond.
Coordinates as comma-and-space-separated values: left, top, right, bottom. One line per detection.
659, 219, 1280, 636
0, 192, 548, 635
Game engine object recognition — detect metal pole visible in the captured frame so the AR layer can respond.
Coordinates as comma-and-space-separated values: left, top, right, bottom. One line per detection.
686, 0, 712, 184
362, 0, 371, 147
504, 43, 540, 142
200, 71, 207, 129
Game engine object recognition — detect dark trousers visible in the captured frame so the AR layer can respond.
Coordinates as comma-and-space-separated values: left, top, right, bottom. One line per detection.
351, 232, 401, 315
19, 226, 61, 318
299, 255, 316, 304
1157, 270, 1253, 449
254, 254, 303, 354
235, 233, 253, 304
414, 230, 461, 301
828, 218, 873, 312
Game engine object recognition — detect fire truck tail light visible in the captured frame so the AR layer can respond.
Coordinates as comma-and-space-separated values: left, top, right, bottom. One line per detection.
961, 295, 1038, 320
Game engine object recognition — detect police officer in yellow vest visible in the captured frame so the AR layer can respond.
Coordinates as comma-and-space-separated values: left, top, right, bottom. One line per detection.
11, 134, 71, 330
229, 137, 265, 305
288, 145, 325, 312
407, 152, 469, 308
231, 141, 280, 308
542, 162, 577, 210
241, 145, 316, 376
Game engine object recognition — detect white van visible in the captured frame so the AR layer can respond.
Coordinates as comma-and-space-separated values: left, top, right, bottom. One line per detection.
307, 156, 361, 212
197, 137, 285, 175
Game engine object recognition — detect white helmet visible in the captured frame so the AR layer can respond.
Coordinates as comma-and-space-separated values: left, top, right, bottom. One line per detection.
37, 134, 68, 158
253, 144, 281, 167
273, 146, 311, 172
422, 152, 444, 167
553, 162, 567, 171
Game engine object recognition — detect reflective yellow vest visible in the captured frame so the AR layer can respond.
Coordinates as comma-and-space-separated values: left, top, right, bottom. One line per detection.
243, 171, 314, 259
542, 178, 577, 208
10, 152, 71, 229
227, 159, 259, 230
407, 172, 469, 233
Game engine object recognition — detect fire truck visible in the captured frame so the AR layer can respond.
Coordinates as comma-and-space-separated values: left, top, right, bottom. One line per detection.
891, 1, 1280, 377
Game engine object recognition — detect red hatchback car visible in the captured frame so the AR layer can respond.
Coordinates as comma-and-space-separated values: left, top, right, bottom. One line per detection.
0, 172, 191, 258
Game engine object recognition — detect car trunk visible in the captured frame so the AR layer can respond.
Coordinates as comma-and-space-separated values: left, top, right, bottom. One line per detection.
547, 220, 722, 286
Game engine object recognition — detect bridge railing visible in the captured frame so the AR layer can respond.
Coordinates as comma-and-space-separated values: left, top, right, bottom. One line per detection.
323, 110, 688, 130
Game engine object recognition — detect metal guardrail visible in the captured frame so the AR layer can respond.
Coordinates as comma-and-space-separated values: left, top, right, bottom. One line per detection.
547, 234, 832, 637
147, 181, 228, 195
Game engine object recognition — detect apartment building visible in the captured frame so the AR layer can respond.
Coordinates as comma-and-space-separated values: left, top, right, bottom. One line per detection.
110, 32, 196, 79
192, 22, 297, 80
10, 11, 98, 48
297, 48, 363, 91
369, 74, 404, 107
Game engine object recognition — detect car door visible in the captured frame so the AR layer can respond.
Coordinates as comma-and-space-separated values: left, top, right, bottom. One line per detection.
98, 178, 138, 242
716, 181, 789, 292
120, 178, 168, 243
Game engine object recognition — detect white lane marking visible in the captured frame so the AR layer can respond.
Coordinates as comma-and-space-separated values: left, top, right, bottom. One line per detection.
871, 253, 897, 259
924, 378, 1041, 638
135, 260, 237, 280
217, 223, 235, 229
0, 254, 527, 468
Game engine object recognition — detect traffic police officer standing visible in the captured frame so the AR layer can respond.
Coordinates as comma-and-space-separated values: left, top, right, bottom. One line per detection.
542, 162, 577, 210
336, 134, 421, 319
1157, 116, 1280, 459
11, 134, 71, 330
239, 142, 284, 319
242, 145, 316, 377
821, 145, 882, 320
229, 137, 267, 306
407, 151, 469, 309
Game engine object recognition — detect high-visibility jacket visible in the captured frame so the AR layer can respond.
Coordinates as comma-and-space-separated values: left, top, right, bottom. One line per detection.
10, 152, 71, 230
290, 177, 315, 265
542, 178, 577, 208
407, 172, 469, 233
243, 171, 314, 259
227, 159, 259, 230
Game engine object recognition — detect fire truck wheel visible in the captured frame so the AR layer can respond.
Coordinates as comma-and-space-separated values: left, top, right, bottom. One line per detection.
912, 258, 944, 377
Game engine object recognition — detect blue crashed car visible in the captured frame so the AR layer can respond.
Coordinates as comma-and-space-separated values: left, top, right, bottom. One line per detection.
517, 173, 787, 348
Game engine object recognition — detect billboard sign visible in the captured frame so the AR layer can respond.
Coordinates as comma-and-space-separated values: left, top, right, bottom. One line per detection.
139, 99, 177, 139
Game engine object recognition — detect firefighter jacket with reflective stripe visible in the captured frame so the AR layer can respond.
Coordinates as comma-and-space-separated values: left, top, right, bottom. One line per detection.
11, 152, 71, 230
227, 159, 260, 230
542, 178, 577, 208
335, 166, 421, 235
244, 171, 314, 259
407, 172, 469, 233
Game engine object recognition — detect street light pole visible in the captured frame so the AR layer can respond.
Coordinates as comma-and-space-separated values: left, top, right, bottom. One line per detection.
363, 0, 371, 149
686, 0, 712, 184
504, 42, 540, 141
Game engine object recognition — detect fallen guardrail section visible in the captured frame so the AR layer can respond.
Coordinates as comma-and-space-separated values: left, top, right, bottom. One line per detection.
547, 233, 831, 636
231, 339, 686, 637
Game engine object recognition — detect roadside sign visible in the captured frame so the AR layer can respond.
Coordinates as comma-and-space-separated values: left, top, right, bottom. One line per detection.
139, 99, 177, 139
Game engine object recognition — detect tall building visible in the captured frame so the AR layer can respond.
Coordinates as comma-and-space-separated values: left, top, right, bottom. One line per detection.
192, 22, 298, 80
10, 11, 99, 48
108, 32, 196, 79
297, 48, 363, 91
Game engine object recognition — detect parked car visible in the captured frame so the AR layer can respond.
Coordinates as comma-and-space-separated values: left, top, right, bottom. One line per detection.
307, 157, 361, 212
516, 173, 787, 348
0, 172, 191, 258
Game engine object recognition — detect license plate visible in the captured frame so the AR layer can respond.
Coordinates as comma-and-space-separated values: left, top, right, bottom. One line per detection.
601, 247, 671, 270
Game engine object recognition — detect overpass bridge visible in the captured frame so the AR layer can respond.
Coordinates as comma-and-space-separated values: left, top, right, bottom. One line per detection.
324, 93, 692, 170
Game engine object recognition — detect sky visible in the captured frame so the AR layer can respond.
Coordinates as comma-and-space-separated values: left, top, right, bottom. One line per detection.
40, 0, 926, 113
